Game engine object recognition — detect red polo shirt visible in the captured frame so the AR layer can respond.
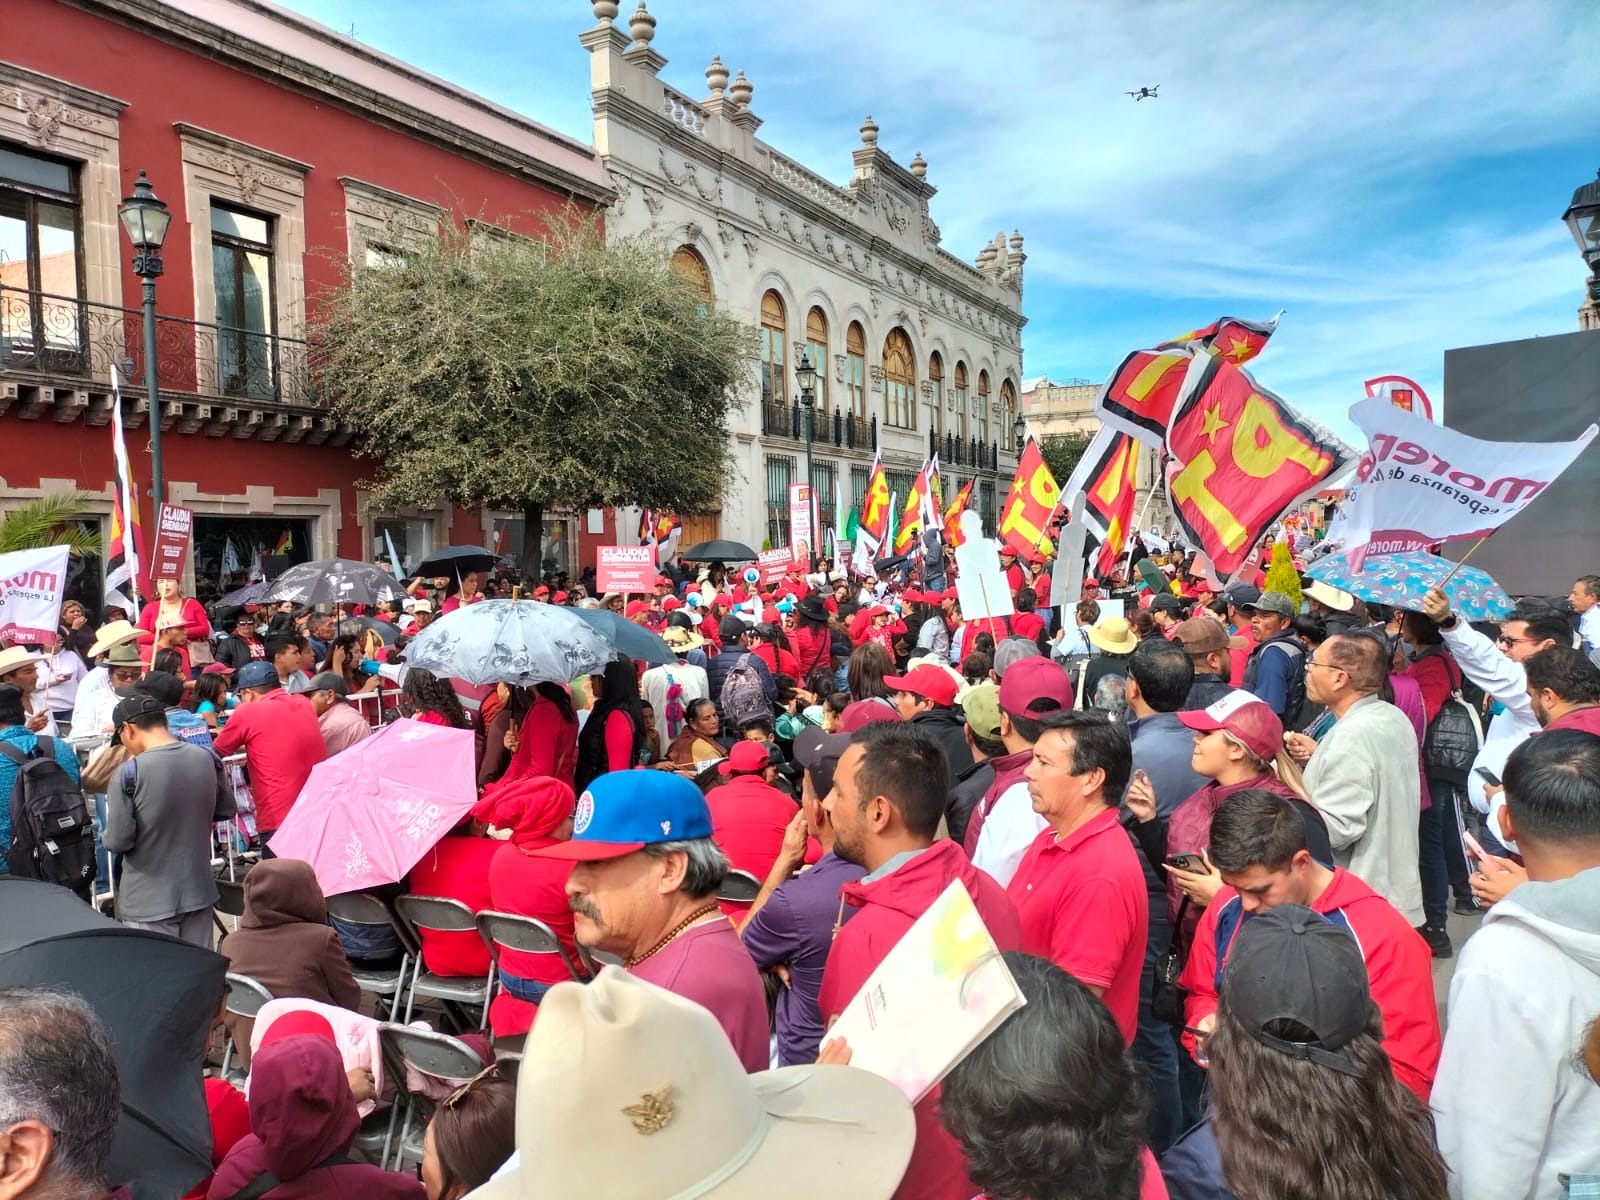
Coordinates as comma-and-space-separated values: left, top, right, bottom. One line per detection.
1006, 807, 1148, 1043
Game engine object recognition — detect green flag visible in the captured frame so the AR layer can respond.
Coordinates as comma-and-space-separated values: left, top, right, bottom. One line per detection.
844, 504, 860, 543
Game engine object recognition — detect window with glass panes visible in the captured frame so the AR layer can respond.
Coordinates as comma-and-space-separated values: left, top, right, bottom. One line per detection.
0, 141, 83, 364
759, 291, 786, 406
211, 203, 277, 399
883, 328, 915, 428
999, 380, 1017, 451
811, 461, 836, 535
979, 481, 996, 531
846, 322, 867, 418
850, 465, 869, 511
976, 371, 991, 443
927, 352, 943, 436
953, 363, 969, 440
766, 454, 796, 548
805, 307, 828, 416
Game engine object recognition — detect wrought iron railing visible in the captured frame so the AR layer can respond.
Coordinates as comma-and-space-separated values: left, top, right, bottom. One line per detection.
764, 398, 878, 453
0, 283, 318, 407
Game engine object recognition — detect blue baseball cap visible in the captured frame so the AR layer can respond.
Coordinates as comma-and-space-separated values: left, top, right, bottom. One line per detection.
236, 661, 281, 690
532, 770, 713, 862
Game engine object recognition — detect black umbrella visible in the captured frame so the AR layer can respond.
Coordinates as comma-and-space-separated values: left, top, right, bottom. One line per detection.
264, 557, 409, 606
567, 605, 676, 664
0, 877, 226, 1199
679, 539, 759, 564
416, 545, 498, 577
215, 579, 271, 608
340, 614, 399, 645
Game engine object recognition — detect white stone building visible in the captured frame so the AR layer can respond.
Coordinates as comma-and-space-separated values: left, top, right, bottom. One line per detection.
582, 1, 1027, 552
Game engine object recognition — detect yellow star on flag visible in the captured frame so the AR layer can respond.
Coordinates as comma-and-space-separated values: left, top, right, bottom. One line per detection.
1223, 336, 1255, 362
1200, 403, 1231, 445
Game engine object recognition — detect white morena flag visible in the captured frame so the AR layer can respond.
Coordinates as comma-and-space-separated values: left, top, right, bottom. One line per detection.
1327, 396, 1597, 568
0, 545, 71, 647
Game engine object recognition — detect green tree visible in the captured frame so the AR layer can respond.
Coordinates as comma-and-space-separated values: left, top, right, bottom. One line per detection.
1038, 431, 1094, 488
0, 492, 101, 556
1263, 539, 1303, 612
315, 213, 756, 576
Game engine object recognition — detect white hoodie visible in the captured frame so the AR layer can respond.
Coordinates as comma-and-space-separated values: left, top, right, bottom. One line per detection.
1433, 866, 1600, 1199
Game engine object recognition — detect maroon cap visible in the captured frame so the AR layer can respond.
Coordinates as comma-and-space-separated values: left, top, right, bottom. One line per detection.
840, 698, 899, 732
883, 664, 959, 708
1177, 690, 1284, 763
997, 656, 1074, 714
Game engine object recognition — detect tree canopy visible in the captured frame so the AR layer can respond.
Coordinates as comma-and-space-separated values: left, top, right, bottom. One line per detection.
1038, 431, 1095, 487
315, 212, 756, 574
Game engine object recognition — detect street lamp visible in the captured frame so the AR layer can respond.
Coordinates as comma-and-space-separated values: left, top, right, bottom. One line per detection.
1562, 168, 1600, 319
1012, 413, 1027, 453
795, 349, 818, 556
118, 170, 172, 505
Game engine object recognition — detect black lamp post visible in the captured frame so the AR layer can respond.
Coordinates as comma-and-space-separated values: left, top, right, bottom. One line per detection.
1562, 168, 1600, 319
795, 347, 818, 520
118, 170, 172, 505
1012, 413, 1028, 455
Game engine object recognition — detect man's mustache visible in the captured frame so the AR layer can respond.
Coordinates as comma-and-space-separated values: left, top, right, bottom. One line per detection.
569, 896, 602, 921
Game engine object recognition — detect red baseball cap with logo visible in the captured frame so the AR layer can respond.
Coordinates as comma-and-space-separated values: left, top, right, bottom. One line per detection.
1177, 690, 1284, 763
883, 663, 959, 708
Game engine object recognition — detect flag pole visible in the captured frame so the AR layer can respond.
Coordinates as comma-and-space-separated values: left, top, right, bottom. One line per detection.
1436, 535, 1493, 588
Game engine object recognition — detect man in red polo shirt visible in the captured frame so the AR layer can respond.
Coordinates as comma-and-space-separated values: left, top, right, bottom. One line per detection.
1178, 788, 1440, 1103
708, 740, 815, 915
215, 660, 327, 838
1007, 709, 1147, 1043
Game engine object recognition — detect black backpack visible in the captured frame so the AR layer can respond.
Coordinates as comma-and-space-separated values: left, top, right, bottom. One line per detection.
0, 737, 97, 899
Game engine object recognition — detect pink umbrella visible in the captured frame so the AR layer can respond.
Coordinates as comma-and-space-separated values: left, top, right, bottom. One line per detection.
268, 718, 478, 896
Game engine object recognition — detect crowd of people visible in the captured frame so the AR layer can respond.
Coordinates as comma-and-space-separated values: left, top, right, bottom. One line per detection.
0, 540, 1597, 1200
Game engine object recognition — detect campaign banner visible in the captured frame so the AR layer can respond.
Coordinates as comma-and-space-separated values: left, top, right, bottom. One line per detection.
1327, 397, 1597, 567
758, 549, 792, 586
0, 545, 70, 646
150, 503, 194, 583
788, 483, 814, 566
595, 545, 656, 594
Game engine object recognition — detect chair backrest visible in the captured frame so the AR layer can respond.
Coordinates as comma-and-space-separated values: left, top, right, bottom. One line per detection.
378, 1022, 484, 1091
395, 893, 477, 938
716, 869, 763, 904
214, 877, 247, 918
477, 910, 582, 982
225, 972, 274, 1019
574, 941, 622, 977
325, 890, 415, 953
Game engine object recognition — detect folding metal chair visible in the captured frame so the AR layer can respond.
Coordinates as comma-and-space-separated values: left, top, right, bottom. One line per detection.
220, 972, 273, 1077
393, 895, 494, 1029
716, 868, 763, 904
574, 940, 622, 978
377, 1022, 486, 1170
324, 891, 412, 1020
475, 910, 583, 1057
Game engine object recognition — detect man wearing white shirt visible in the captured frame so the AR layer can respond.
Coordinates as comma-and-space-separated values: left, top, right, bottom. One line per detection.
1569, 575, 1600, 658
1422, 589, 1572, 852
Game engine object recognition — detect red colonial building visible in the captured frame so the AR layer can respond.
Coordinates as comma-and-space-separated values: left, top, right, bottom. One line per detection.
2, 0, 611, 609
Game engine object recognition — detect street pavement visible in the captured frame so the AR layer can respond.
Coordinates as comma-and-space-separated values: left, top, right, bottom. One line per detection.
1433, 904, 1487, 1030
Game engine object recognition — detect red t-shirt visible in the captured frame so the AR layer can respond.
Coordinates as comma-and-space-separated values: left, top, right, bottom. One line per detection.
707, 775, 819, 917
751, 641, 800, 681
408, 835, 499, 977
1006, 807, 1148, 1044
1010, 611, 1045, 642
485, 838, 581, 1037
181, 1078, 253, 1199
213, 689, 328, 831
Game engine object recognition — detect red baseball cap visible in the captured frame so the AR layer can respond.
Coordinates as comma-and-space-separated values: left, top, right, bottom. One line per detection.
533, 585, 551, 597
718, 740, 771, 776
997, 656, 1074, 714
840, 698, 900, 732
901, 589, 924, 605
553, 591, 569, 603
883, 663, 959, 708
1177, 690, 1284, 763
942, 588, 960, 603
624, 600, 651, 618
661, 596, 683, 611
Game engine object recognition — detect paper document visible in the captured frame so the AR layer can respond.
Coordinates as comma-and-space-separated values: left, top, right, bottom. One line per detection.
826, 878, 1024, 1103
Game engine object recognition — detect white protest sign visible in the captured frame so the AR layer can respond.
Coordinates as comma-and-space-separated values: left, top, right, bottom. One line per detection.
953, 511, 1014, 621
0, 545, 71, 646
1328, 397, 1597, 568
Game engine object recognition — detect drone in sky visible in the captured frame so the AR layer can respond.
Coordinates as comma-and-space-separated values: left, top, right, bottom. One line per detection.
1126, 85, 1160, 101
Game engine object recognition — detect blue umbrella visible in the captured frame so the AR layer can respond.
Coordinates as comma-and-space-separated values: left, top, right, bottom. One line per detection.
567, 606, 676, 664
1304, 551, 1513, 621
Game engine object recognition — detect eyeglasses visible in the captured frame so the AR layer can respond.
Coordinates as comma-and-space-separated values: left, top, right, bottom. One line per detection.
1305, 661, 1343, 673
442, 1063, 501, 1110
1496, 635, 1537, 648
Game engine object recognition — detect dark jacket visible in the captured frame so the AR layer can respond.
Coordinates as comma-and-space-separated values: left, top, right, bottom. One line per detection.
1183, 673, 1233, 712
1160, 1121, 1234, 1200
909, 705, 974, 778
705, 647, 777, 722
207, 1034, 424, 1199
214, 634, 263, 672
219, 860, 361, 1068
946, 758, 994, 847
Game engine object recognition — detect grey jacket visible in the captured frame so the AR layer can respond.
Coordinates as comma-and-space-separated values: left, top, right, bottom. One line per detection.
105, 740, 236, 923
1304, 694, 1424, 925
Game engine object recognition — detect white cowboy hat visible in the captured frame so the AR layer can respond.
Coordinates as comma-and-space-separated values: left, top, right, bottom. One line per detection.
0, 646, 45, 678
469, 967, 914, 1200
1304, 579, 1356, 613
87, 619, 142, 659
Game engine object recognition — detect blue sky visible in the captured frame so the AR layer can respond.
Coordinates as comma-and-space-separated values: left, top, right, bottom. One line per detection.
278, 0, 1599, 436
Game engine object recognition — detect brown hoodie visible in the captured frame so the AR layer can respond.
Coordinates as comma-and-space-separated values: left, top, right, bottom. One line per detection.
219, 859, 361, 1067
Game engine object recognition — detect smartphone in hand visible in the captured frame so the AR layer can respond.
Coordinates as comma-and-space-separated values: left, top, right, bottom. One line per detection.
1165, 851, 1207, 873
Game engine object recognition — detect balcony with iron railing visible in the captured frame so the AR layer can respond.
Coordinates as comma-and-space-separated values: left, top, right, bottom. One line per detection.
760, 397, 876, 452
0, 284, 319, 411
928, 424, 1000, 470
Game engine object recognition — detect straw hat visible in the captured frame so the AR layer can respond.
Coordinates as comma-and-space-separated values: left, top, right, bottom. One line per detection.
469, 967, 914, 1200
1087, 616, 1138, 655
660, 626, 706, 653
0, 646, 43, 678
87, 620, 141, 659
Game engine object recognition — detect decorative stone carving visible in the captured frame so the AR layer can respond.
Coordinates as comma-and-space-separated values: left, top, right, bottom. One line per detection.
740, 230, 758, 265
879, 191, 910, 234
628, 1, 656, 46
922, 213, 940, 244
705, 55, 729, 96
658, 149, 722, 202
729, 70, 753, 107
920, 380, 933, 399
592, 1, 620, 23
0, 88, 109, 147
909, 152, 927, 179
859, 114, 879, 147
609, 173, 632, 217
716, 218, 735, 257
833, 354, 846, 383
193, 149, 293, 201
870, 364, 885, 385
641, 186, 664, 222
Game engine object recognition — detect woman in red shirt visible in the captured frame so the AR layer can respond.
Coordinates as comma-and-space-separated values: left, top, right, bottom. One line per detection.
137, 577, 211, 675
480, 683, 579, 796
573, 658, 646, 792
476, 776, 584, 1037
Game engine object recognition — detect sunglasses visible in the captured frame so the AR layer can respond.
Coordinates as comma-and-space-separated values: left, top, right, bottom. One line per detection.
441, 1063, 502, 1110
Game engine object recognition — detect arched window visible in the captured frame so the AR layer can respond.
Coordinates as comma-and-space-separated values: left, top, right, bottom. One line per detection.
1000, 379, 1018, 450
760, 290, 786, 407
670, 246, 713, 303
953, 362, 969, 441
846, 321, 866, 418
927, 352, 944, 437
883, 328, 915, 429
976, 370, 991, 443
806, 306, 829, 415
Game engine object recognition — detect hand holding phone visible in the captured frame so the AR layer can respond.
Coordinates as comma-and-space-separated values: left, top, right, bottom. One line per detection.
1165, 851, 1209, 874
1473, 766, 1502, 788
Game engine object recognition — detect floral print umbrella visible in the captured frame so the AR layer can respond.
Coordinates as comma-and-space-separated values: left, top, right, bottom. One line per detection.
402, 598, 617, 686
1304, 551, 1513, 621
